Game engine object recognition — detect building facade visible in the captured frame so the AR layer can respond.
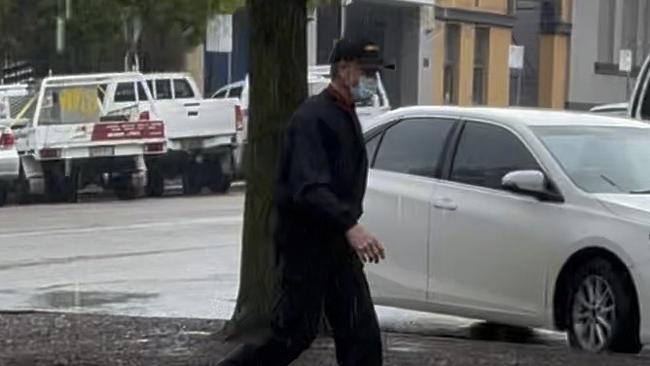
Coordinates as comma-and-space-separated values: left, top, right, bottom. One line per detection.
432, 0, 515, 107
568, 0, 650, 110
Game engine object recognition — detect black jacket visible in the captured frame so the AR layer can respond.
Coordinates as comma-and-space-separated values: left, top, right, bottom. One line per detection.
275, 88, 368, 256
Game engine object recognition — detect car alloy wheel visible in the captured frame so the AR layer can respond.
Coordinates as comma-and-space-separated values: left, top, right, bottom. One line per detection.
571, 274, 616, 352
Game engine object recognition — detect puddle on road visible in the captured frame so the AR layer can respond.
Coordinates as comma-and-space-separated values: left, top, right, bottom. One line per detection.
31, 290, 159, 309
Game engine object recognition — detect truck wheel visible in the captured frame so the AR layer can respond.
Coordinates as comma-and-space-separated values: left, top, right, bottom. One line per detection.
0, 184, 7, 207
147, 168, 165, 197
16, 171, 32, 204
45, 169, 79, 203
208, 161, 232, 194
114, 175, 138, 200
182, 163, 203, 195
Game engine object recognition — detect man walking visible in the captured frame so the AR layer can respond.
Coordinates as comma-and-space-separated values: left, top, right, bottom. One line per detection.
218, 38, 387, 366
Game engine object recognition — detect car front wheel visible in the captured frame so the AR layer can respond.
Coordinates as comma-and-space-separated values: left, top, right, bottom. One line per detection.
566, 258, 641, 354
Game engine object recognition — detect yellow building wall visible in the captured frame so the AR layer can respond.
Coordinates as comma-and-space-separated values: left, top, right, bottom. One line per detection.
560, 0, 572, 22
486, 27, 511, 106
539, 35, 569, 109
478, 0, 509, 14
432, 23, 446, 105
437, 0, 476, 9
458, 24, 475, 106
184, 44, 205, 95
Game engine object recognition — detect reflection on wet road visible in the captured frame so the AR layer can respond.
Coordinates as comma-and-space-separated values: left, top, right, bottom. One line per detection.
0, 194, 243, 319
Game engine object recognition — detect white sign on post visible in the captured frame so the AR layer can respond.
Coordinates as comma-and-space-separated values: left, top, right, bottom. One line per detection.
206, 14, 233, 53
619, 49, 633, 72
509, 45, 525, 69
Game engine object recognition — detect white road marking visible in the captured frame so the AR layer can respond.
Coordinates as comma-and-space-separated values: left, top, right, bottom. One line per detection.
0, 216, 242, 240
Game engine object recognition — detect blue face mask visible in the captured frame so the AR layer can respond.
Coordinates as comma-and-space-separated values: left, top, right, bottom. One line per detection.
351, 75, 378, 103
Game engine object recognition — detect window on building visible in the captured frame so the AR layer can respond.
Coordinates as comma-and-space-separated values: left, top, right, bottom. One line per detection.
444, 24, 461, 105
597, 0, 615, 64
621, 0, 640, 64
507, 0, 516, 15
473, 27, 490, 105
636, 0, 650, 66
451, 122, 540, 190
373, 118, 456, 178
598, 0, 650, 68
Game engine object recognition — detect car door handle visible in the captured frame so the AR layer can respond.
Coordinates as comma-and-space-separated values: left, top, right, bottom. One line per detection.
433, 198, 457, 211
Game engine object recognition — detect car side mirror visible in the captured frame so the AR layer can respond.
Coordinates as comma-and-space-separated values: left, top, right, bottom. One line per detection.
502, 170, 563, 202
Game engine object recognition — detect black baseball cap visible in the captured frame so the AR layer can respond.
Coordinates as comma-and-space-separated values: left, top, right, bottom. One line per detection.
328, 38, 395, 71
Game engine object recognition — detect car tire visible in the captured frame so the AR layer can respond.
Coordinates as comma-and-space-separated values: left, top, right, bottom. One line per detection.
147, 168, 165, 197
182, 163, 203, 196
566, 257, 641, 354
208, 161, 231, 194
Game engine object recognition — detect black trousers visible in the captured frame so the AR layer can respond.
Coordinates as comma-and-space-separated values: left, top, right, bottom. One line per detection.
218, 248, 383, 366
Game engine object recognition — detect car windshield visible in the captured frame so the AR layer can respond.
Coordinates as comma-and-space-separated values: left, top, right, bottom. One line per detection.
534, 126, 650, 194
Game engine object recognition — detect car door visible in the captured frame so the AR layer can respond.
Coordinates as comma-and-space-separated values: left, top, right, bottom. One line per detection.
429, 120, 560, 321
362, 116, 458, 305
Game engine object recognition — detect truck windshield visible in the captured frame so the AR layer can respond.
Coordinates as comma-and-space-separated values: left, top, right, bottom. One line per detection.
38, 85, 103, 125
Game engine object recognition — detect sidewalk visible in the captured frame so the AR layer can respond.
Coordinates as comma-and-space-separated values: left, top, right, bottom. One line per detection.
1, 312, 648, 366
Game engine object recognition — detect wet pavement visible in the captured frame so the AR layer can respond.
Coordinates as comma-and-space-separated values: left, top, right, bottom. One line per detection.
0, 189, 645, 362
1, 312, 649, 366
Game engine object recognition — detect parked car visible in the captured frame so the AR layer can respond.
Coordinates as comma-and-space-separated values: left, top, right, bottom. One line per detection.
11, 73, 167, 202
589, 102, 628, 117
0, 124, 18, 206
0, 84, 28, 206
363, 106, 650, 353
113, 73, 239, 195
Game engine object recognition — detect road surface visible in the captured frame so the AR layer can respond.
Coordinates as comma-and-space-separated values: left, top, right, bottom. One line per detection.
0, 190, 619, 353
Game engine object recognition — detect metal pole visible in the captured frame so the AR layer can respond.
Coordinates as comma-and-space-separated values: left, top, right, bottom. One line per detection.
227, 52, 232, 84
340, 1, 346, 38
516, 71, 522, 106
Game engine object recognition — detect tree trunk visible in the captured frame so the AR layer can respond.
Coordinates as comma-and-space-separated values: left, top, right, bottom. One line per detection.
223, 0, 308, 338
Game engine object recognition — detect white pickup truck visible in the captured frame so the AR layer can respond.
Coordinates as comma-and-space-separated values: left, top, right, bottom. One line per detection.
212, 66, 391, 178
11, 73, 167, 202
107, 73, 239, 195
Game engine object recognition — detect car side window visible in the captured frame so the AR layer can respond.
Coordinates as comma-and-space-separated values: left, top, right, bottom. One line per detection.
213, 89, 228, 98
114, 82, 136, 102
365, 133, 382, 166
155, 80, 172, 100
136, 82, 148, 101
373, 118, 455, 178
451, 122, 540, 190
174, 79, 195, 99
229, 86, 243, 98
146, 80, 154, 97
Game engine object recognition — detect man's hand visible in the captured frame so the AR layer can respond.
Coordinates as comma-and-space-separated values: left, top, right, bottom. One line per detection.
345, 224, 385, 263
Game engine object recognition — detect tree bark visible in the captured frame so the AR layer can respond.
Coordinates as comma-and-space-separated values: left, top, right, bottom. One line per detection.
223, 0, 308, 338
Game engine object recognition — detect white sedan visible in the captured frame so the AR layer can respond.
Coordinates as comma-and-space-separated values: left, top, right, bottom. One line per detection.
0, 123, 19, 206
362, 106, 650, 353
